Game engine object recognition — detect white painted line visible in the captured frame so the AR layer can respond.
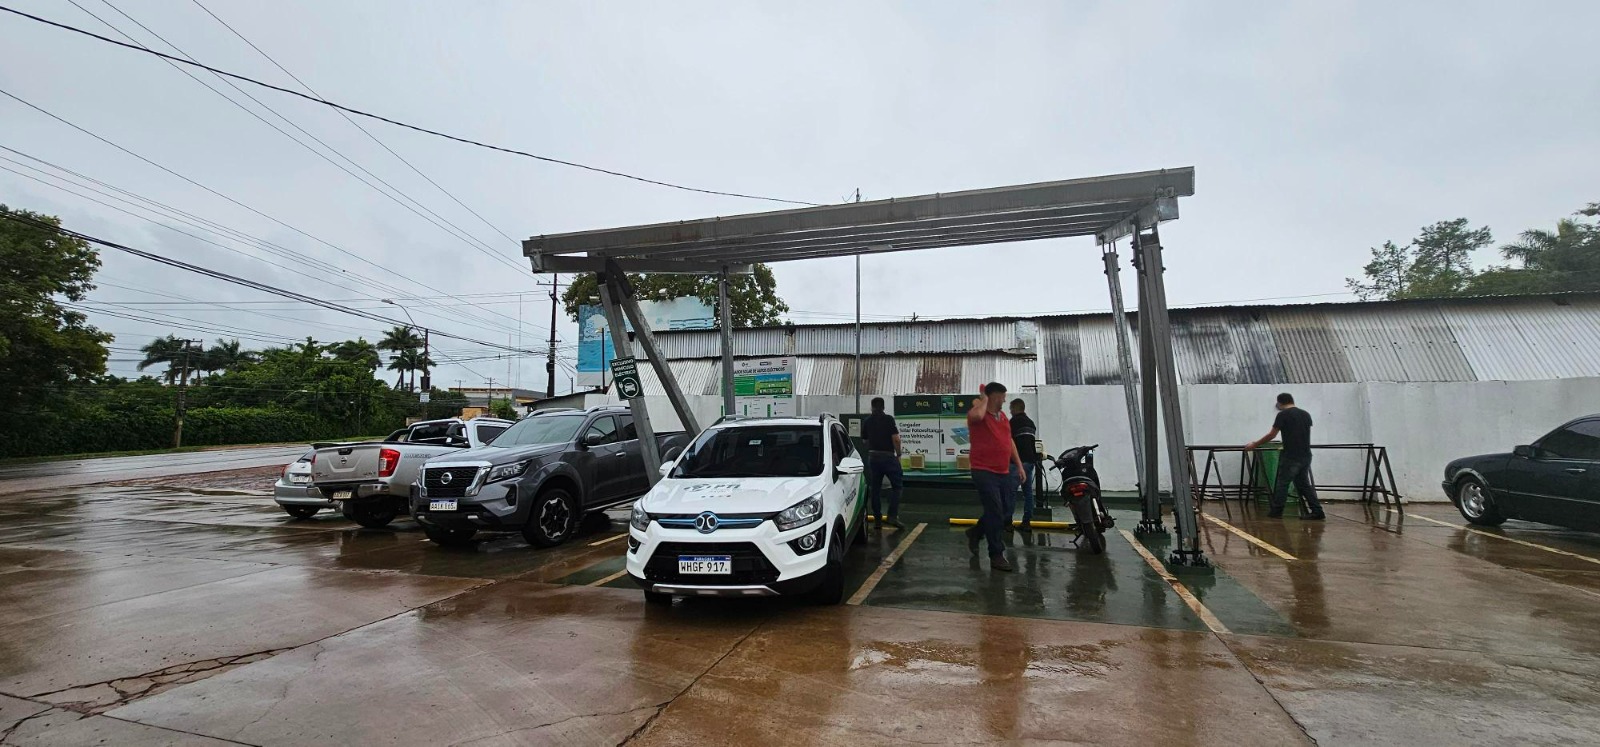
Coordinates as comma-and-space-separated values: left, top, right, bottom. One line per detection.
588, 533, 629, 547
587, 568, 630, 587
1119, 529, 1231, 635
1202, 513, 1297, 561
1409, 514, 1600, 567
846, 522, 927, 606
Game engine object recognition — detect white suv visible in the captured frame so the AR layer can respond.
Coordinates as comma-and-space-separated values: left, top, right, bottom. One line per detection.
626, 415, 866, 605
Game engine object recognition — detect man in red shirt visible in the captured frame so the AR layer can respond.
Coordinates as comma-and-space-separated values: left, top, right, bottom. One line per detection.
965, 382, 1028, 571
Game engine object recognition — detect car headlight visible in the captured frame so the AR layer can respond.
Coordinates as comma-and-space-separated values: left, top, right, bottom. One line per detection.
774, 494, 824, 532
630, 501, 650, 531
487, 460, 531, 483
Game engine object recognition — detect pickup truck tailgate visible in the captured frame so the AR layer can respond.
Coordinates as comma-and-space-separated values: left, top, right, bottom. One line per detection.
311, 444, 384, 485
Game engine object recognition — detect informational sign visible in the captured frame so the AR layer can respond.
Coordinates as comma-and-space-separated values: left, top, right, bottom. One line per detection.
576, 298, 715, 387
609, 357, 643, 399
733, 357, 795, 418
419, 392, 431, 404
893, 394, 981, 477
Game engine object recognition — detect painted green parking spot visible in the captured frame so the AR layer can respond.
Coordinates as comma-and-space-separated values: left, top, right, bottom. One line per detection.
1129, 528, 1297, 637
856, 507, 1208, 630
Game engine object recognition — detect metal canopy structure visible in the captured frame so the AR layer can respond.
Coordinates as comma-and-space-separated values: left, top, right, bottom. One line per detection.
524, 168, 1192, 272
524, 167, 1210, 568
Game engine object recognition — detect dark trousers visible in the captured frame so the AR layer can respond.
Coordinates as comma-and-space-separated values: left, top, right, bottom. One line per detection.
1011, 461, 1042, 520
972, 469, 1013, 557
1271, 454, 1324, 515
867, 452, 904, 518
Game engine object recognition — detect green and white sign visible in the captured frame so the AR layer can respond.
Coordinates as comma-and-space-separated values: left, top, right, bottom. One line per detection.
893, 394, 981, 477
610, 357, 644, 399
733, 357, 795, 417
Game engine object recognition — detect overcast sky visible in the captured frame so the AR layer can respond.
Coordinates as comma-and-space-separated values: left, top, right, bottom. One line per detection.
3, 0, 1596, 393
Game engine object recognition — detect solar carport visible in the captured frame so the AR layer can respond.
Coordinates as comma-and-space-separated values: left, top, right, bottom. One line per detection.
524, 167, 1210, 568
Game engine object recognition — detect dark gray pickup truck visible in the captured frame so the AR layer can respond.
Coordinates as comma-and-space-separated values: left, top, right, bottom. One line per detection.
412, 405, 690, 547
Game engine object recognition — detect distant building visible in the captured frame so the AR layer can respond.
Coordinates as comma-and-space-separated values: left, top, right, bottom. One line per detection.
449, 386, 543, 411
599, 292, 1600, 501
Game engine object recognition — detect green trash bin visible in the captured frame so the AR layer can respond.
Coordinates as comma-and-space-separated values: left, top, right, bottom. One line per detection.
1253, 444, 1300, 506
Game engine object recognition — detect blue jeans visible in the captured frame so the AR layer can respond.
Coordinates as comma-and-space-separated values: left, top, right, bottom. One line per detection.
1271, 455, 1324, 516
867, 452, 903, 519
1011, 462, 1042, 521
972, 469, 1014, 557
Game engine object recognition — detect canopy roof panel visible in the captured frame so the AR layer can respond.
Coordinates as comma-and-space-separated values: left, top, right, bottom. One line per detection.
524, 167, 1194, 273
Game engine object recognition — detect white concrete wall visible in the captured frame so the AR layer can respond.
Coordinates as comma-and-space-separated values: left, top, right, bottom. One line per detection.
603, 377, 1600, 502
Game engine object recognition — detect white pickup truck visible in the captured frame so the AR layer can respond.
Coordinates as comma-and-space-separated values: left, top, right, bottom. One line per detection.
310, 417, 514, 528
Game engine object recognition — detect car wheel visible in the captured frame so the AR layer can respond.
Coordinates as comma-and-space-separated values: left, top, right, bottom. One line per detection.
522, 487, 578, 547
424, 527, 478, 546
809, 529, 846, 605
1455, 476, 1507, 526
282, 506, 320, 520
341, 500, 398, 529
644, 591, 673, 606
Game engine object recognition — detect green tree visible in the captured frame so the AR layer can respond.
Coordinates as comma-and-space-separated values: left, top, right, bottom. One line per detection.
138, 335, 189, 384
1468, 204, 1600, 296
489, 398, 518, 420
328, 338, 381, 371
1346, 219, 1493, 301
204, 338, 255, 375
560, 263, 789, 327
386, 348, 434, 391
0, 206, 111, 415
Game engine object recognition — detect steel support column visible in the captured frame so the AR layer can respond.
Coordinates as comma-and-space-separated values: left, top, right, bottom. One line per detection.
596, 273, 663, 484
718, 267, 736, 418
1102, 246, 1155, 531
1132, 236, 1166, 535
1134, 227, 1207, 567
605, 264, 703, 439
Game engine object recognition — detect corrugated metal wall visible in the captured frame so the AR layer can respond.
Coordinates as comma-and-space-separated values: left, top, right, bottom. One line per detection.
644, 294, 1600, 388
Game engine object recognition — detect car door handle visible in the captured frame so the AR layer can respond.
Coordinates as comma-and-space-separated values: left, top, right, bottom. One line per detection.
1565, 468, 1587, 474
615, 451, 628, 457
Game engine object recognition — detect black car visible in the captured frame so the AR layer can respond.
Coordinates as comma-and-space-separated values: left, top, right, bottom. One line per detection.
1442, 415, 1600, 530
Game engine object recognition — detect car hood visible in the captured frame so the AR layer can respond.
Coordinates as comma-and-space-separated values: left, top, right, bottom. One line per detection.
1449, 452, 1511, 470
431, 442, 567, 465
643, 476, 822, 514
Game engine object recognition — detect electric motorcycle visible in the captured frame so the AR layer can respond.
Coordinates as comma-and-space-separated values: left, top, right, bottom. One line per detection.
1048, 444, 1113, 554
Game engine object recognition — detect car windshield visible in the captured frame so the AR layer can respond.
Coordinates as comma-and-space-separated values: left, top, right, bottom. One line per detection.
488, 414, 586, 447
672, 425, 823, 478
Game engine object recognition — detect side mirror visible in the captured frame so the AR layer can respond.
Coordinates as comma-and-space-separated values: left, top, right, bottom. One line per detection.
663, 446, 683, 462
836, 456, 865, 475
580, 434, 603, 448
1513, 445, 1535, 459
658, 461, 675, 477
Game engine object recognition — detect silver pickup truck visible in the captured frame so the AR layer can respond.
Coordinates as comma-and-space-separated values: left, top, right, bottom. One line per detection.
311, 417, 514, 528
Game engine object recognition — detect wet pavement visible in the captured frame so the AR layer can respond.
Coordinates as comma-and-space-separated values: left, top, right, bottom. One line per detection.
2, 464, 1600, 745
0, 446, 307, 496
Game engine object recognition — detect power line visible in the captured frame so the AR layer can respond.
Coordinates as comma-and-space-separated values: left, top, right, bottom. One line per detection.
0, 97, 539, 337
186, 0, 519, 247
0, 211, 547, 357
0, 5, 820, 207
66, 0, 526, 276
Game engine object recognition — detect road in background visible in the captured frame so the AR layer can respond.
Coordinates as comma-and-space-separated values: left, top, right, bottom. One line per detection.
0, 445, 308, 496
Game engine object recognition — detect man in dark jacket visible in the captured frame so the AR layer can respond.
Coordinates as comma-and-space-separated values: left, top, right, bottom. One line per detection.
861, 397, 904, 529
1009, 399, 1042, 527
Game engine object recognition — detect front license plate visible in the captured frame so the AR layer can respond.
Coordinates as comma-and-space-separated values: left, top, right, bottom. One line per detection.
428, 500, 458, 512
678, 556, 732, 575
330, 490, 353, 501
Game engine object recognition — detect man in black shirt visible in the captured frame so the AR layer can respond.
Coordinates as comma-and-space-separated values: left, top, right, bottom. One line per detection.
1246, 392, 1325, 520
860, 397, 904, 529
1009, 399, 1042, 527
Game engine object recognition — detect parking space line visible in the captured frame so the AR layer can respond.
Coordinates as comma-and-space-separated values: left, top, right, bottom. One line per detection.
846, 522, 927, 606
588, 569, 630, 587
1409, 514, 1600, 566
588, 533, 628, 547
1119, 529, 1231, 635
1201, 513, 1296, 561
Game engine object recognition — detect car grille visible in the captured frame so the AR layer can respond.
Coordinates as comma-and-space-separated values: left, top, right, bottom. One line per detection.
645, 542, 779, 585
422, 466, 480, 498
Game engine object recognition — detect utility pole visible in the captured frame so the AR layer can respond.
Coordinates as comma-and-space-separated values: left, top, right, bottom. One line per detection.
546, 274, 558, 398
485, 378, 498, 415
172, 339, 200, 448
853, 188, 862, 415
419, 328, 431, 394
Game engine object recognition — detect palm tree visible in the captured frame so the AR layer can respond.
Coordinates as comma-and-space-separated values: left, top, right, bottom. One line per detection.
377, 326, 423, 355
205, 338, 255, 374
137, 335, 187, 384
385, 349, 437, 391
328, 338, 381, 371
